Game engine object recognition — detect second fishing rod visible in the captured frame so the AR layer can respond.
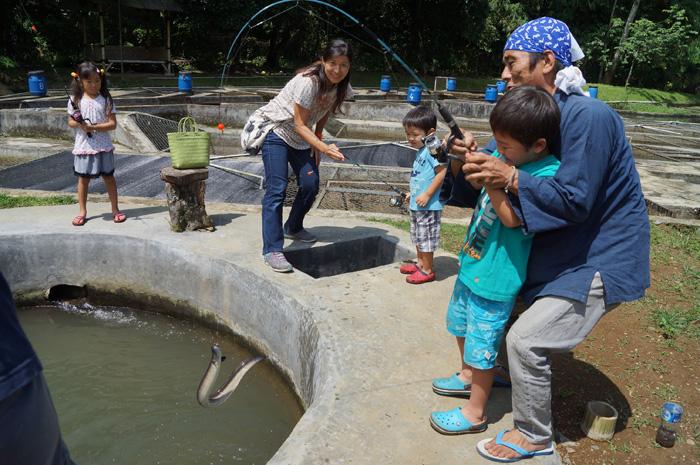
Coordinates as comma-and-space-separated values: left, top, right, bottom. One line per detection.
296, 123, 409, 211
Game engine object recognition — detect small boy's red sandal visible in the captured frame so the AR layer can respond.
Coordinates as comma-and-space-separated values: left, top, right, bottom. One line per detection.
406, 269, 435, 284
400, 261, 420, 274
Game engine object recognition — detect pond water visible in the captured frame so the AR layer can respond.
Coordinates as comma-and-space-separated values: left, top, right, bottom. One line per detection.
18, 302, 303, 465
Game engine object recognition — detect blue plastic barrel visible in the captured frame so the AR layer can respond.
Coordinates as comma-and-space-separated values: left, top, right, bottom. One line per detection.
380, 75, 391, 92
407, 82, 422, 104
485, 85, 498, 103
27, 70, 47, 97
446, 77, 456, 91
496, 80, 506, 93
588, 86, 598, 98
178, 71, 193, 93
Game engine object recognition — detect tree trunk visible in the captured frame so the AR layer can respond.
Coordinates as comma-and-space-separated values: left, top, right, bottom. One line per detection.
605, 0, 641, 84
598, 0, 619, 83
625, 53, 637, 90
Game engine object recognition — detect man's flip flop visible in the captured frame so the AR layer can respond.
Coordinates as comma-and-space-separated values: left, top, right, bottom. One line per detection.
72, 216, 86, 226
476, 430, 554, 462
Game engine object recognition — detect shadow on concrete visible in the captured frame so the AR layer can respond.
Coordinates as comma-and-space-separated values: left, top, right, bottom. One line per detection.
209, 212, 245, 227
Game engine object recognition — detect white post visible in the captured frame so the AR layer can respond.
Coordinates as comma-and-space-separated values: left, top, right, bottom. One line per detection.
99, 4, 105, 62
166, 11, 172, 74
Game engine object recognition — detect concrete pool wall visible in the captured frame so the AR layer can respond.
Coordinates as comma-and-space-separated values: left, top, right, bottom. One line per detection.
0, 203, 555, 464
2, 232, 325, 407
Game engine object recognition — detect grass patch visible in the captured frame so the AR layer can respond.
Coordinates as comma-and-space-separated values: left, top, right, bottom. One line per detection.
367, 218, 468, 256
650, 304, 700, 339
587, 84, 700, 105
0, 194, 77, 209
607, 102, 700, 114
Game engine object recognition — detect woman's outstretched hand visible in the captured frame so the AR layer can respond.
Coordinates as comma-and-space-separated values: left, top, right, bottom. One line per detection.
323, 143, 345, 162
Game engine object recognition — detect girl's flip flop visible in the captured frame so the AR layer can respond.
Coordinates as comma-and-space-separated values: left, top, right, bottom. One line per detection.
113, 212, 126, 223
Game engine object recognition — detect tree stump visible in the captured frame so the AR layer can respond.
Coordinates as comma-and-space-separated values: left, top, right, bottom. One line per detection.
160, 167, 215, 232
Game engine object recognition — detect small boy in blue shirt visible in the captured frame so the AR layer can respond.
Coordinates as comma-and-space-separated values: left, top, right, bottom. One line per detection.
400, 106, 447, 284
430, 86, 561, 435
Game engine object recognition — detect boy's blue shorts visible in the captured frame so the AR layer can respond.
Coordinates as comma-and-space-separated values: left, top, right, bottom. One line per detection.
446, 278, 515, 370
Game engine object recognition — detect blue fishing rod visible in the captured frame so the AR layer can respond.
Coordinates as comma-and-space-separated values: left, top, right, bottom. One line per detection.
220, 0, 465, 160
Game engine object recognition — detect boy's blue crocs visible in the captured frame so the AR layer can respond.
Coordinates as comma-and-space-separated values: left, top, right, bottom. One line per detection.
430, 407, 487, 435
432, 373, 471, 396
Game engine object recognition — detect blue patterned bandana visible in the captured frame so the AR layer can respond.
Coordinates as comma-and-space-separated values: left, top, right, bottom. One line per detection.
504, 17, 576, 67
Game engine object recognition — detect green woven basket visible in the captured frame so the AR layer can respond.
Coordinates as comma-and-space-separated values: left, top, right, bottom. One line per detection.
167, 117, 211, 169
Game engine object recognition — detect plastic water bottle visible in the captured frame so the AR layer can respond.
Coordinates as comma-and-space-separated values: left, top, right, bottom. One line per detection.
656, 402, 683, 447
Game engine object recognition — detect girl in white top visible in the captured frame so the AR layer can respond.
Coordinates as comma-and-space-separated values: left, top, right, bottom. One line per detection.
67, 61, 124, 226
258, 39, 353, 272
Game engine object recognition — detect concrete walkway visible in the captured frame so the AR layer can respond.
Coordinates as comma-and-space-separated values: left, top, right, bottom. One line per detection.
0, 201, 560, 464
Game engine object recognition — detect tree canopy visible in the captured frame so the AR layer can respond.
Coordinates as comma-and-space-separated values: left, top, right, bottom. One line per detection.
2, 0, 699, 92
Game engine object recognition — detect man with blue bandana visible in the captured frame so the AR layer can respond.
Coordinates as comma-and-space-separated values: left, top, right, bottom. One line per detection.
447, 17, 650, 462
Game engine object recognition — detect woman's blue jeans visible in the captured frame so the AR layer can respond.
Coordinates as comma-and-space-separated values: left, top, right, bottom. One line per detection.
261, 132, 319, 254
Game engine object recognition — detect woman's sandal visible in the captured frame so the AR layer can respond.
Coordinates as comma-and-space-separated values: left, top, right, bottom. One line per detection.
72, 216, 86, 226
113, 212, 126, 223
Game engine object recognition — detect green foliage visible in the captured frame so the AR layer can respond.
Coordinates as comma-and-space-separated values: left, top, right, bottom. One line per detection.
0, 194, 77, 209
1, 0, 699, 91
0, 56, 18, 70
613, 6, 698, 89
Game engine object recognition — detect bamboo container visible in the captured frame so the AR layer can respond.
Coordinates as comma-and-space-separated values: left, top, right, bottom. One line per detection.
580, 401, 618, 441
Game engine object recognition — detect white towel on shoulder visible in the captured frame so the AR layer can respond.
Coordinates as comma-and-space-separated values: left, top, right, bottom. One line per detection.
555, 66, 588, 96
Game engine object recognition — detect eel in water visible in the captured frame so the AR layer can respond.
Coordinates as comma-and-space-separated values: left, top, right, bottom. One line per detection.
197, 343, 266, 408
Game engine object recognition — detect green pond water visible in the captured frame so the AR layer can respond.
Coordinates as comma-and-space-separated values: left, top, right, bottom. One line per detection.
18, 302, 303, 465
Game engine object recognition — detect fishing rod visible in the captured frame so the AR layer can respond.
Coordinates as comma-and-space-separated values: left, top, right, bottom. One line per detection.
294, 123, 408, 210
19, 0, 94, 137
220, 0, 466, 158
343, 153, 408, 212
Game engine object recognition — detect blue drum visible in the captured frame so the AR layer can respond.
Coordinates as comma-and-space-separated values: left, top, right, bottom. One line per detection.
178, 71, 193, 93
485, 85, 498, 103
27, 70, 47, 97
407, 83, 422, 104
446, 77, 456, 91
496, 80, 506, 93
380, 75, 391, 92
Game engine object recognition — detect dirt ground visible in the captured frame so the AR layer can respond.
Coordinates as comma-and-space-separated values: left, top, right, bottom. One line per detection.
550, 223, 700, 465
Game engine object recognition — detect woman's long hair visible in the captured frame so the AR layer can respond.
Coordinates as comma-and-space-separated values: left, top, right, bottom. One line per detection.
296, 39, 352, 115
70, 61, 114, 114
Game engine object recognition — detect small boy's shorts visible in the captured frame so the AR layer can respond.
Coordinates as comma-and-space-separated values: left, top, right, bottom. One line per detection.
446, 278, 515, 370
409, 209, 441, 252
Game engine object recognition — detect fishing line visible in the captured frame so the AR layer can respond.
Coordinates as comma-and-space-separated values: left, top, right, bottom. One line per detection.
293, 122, 407, 201
297, 5, 385, 54
17, 0, 94, 136
342, 153, 407, 197
218, 0, 467, 154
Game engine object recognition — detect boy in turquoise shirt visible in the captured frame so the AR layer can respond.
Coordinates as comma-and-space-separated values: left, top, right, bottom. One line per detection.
430, 86, 561, 435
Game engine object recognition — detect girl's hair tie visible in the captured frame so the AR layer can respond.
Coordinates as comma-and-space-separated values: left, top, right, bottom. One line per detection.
71, 72, 78, 79
96, 67, 104, 76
